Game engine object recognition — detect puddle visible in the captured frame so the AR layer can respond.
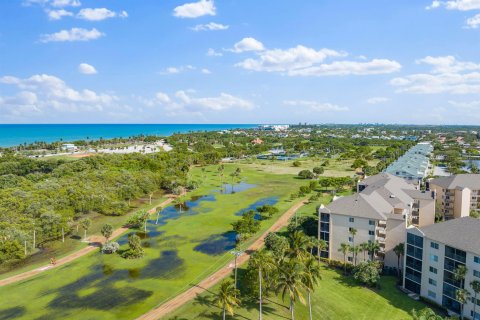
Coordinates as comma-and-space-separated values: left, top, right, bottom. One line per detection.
218, 181, 256, 194
234, 196, 279, 220
194, 231, 237, 256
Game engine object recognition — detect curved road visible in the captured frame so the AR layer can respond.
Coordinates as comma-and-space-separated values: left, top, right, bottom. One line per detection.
136, 199, 307, 320
0, 194, 179, 287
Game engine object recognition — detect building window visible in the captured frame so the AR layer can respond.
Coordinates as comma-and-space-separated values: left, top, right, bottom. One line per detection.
474, 270, 480, 278
348, 257, 353, 262
429, 266, 438, 274
349, 217, 354, 223
349, 237, 353, 242
428, 290, 436, 299
369, 220, 375, 225
369, 230, 374, 236
475, 256, 480, 264
429, 278, 437, 286
430, 242, 439, 250
430, 254, 438, 263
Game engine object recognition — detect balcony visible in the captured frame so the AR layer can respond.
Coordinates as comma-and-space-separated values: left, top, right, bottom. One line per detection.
376, 227, 386, 237
378, 220, 387, 228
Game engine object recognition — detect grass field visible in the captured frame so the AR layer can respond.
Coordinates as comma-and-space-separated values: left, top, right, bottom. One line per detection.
165, 266, 425, 320
0, 164, 306, 320
237, 156, 377, 177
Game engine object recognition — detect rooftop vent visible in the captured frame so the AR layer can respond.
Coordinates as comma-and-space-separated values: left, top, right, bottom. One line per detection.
390, 194, 396, 198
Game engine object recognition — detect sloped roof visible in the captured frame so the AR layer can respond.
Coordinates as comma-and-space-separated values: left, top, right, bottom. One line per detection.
419, 217, 480, 255
430, 174, 480, 190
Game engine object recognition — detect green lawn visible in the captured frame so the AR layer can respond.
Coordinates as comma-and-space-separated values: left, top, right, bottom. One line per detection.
0, 164, 306, 320
165, 266, 424, 320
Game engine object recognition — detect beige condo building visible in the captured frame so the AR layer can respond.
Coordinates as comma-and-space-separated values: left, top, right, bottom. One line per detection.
429, 174, 480, 220
319, 173, 436, 269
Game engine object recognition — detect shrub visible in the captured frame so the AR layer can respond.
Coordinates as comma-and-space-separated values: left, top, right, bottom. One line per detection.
101, 241, 119, 254
353, 261, 381, 287
292, 160, 301, 167
298, 170, 314, 179
120, 234, 144, 259
256, 205, 279, 220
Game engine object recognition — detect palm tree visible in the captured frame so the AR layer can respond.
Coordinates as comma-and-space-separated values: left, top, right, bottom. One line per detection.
393, 242, 405, 278
288, 230, 310, 260
81, 218, 91, 241
454, 265, 468, 289
276, 260, 306, 320
368, 241, 381, 260
315, 239, 327, 264
349, 228, 357, 264
338, 243, 350, 275
214, 280, 240, 320
471, 280, 480, 320
302, 258, 322, 320
456, 288, 470, 320
250, 249, 275, 320
359, 242, 369, 262
351, 246, 360, 266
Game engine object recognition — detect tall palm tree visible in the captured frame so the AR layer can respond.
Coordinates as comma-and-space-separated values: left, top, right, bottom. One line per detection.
368, 241, 381, 260
456, 288, 470, 320
349, 228, 357, 264
276, 260, 306, 320
316, 239, 327, 264
288, 230, 310, 260
250, 249, 275, 320
351, 246, 360, 266
214, 280, 240, 320
302, 258, 322, 320
471, 280, 480, 320
454, 265, 468, 289
359, 242, 369, 262
393, 242, 405, 278
338, 243, 350, 275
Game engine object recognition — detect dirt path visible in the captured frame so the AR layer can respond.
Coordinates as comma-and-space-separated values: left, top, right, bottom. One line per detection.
0, 195, 179, 287
137, 199, 307, 320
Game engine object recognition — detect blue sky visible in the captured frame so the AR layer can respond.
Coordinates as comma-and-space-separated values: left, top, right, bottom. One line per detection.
1, 0, 480, 124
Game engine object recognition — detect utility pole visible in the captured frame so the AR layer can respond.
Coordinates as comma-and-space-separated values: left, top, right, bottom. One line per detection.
230, 249, 243, 296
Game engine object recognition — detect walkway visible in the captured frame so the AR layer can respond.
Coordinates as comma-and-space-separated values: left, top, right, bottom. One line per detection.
136, 199, 307, 320
0, 195, 179, 287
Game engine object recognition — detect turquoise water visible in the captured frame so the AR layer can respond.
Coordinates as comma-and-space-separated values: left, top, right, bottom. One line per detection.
0, 124, 256, 147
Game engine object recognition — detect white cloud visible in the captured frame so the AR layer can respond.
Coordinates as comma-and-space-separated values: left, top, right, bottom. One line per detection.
173, 0, 216, 18
207, 48, 223, 57
46, 9, 73, 20
284, 100, 348, 112
175, 91, 253, 111
366, 97, 389, 104
78, 63, 97, 75
231, 37, 265, 53
191, 22, 229, 31
140, 90, 253, 114
466, 13, 480, 28
0, 74, 118, 116
201, 68, 212, 74
161, 65, 196, 74
233, 40, 400, 76
427, 0, 480, 10
39, 28, 104, 43
391, 56, 480, 94
51, 0, 81, 7
77, 8, 128, 21
449, 100, 480, 109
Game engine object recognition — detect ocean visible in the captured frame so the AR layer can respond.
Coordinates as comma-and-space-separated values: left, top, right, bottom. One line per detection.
0, 124, 257, 147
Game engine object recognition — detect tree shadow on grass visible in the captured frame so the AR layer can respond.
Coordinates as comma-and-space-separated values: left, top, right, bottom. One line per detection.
0, 306, 25, 320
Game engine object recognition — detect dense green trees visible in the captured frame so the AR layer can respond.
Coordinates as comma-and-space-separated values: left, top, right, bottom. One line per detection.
353, 261, 381, 287
0, 151, 192, 265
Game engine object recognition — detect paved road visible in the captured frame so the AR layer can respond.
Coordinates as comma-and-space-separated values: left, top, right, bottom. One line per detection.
0, 195, 179, 287
136, 199, 308, 320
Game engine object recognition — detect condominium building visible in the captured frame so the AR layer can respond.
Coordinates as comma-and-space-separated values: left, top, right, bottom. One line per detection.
404, 217, 480, 319
386, 142, 433, 182
319, 173, 436, 268
429, 174, 480, 220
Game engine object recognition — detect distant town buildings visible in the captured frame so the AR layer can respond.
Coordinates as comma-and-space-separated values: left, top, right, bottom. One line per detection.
386, 142, 433, 182
429, 174, 480, 220
319, 173, 436, 269
258, 124, 290, 131
61, 143, 77, 152
404, 217, 480, 318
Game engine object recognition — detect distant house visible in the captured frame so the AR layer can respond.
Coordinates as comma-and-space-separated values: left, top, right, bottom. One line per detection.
61, 143, 77, 152
251, 138, 264, 145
